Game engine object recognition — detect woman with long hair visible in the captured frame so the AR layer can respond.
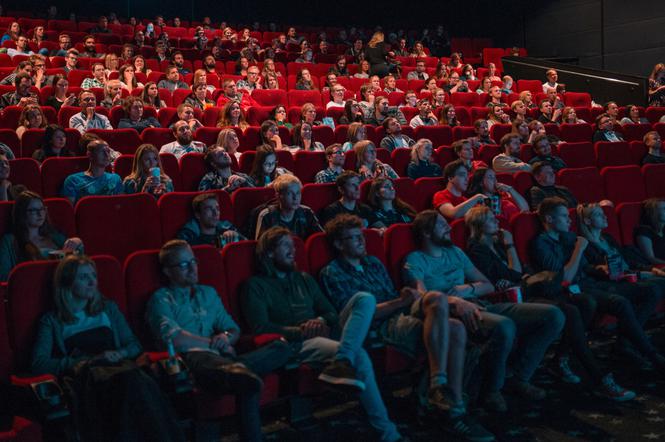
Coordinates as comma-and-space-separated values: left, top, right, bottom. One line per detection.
619, 105, 648, 125
647, 63, 665, 107
1, 22, 21, 44
248, 145, 291, 187
214, 128, 242, 160
354, 60, 370, 79
16, 104, 47, 140
295, 68, 315, 90
141, 82, 167, 109
132, 55, 152, 76
216, 101, 249, 130
291, 122, 324, 151
561, 107, 587, 124
339, 99, 365, 125
269, 105, 292, 129
259, 120, 284, 151
635, 198, 665, 265
409, 41, 427, 58
31, 254, 184, 441
118, 64, 142, 93
465, 167, 528, 223
122, 143, 173, 196
33, 125, 74, 163
0, 191, 83, 280
342, 122, 366, 152
354, 140, 398, 181
364, 31, 393, 77
45, 74, 77, 111
104, 53, 120, 76
367, 177, 416, 227
438, 104, 459, 127
476, 77, 492, 94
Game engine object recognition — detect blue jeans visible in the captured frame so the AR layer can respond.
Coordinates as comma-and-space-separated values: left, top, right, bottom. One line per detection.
477, 302, 564, 392
298, 292, 401, 442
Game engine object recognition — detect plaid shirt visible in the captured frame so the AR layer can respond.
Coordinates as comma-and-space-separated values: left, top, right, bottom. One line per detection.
320, 255, 398, 312
254, 204, 322, 240
314, 167, 342, 184
198, 170, 254, 192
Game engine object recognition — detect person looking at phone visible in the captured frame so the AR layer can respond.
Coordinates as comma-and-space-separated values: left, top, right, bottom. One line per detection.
45, 74, 78, 111
69, 90, 112, 134
0, 72, 37, 109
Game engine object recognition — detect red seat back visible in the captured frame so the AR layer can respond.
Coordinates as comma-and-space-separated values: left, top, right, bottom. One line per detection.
510, 211, 542, 267
413, 177, 446, 212
294, 151, 327, 184
8, 158, 42, 194
557, 167, 605, 204
41, 156, 89, 197
557, 142, 596, 168
559, 123, 593, 143
383, 223, 416, 287
594, 141, 631, 168
616, 202, 642, 246
414, 125, 453, 147
231, 187, 276, 228
179, 152, 207, 191
642, 164, 665, 198
601, 165, 646, 204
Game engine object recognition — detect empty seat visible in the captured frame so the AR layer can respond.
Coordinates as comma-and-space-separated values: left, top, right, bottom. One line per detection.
616, 202, 642, 245
287, 90, 322, 107
621, 123, 652, 142
87, 128, 142, 155
642, 163, 665, 198
601, 165, 646, 204
516, 80, 542, 94
294, 151, 327, 183
301, 183, 339, 216
0, 129, 20, 157
140, 127, 175, 148
44, 197, 76, 238
413, 177, 446, 212
510, 211, 541, 267
557, 142, 596, 168
559, 123, 593, 142
75, 193, 162, 261
231, 187, 276, 230
557, 167, 605, 204
8, 158, 42, 194
563, 92, 592, 107
179, 152, 207, 191
414, 126, 453, 147
251, 89, 288, 107
40, 156, 89, 197
449, 92, 479, 107
594, 141, 632, 167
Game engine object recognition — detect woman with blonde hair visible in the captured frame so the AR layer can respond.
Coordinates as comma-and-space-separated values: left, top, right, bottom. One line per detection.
216, 101, 249, 130
407, 138, 442, 179
647, 63, 665, 107
16, 104, 48, 140
519, 90, 536, 109
342, 122, 366, 152
354, 140, 398, 181
364, 31, 394, 77
31, 254, 184, 441
561, 107, 587, 124
192, 69, 216, 94
122, 143, 173, 196
214, 128, 241, 160
104, 53, 120, 76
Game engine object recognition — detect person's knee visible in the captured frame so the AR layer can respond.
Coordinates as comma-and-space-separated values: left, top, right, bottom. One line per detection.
350, 291, 377, 313
544, 305, 565, 333
423, 290, 449, 316
449, 319, 467, 346
491, 317, 516, 347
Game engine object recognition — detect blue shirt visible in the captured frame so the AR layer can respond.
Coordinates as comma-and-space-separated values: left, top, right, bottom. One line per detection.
62, 171, 123, 203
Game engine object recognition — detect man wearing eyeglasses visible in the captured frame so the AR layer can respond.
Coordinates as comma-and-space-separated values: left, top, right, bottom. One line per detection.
236, 66, 262, 92
68, 90, 112, 134
314, 143, 345, 183
148, 239, 291, 442
592, 112, 625, 143
62, 49, 79, 74
216, 78, 254, 111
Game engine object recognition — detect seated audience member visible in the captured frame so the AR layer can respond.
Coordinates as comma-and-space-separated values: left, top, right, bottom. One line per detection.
476, 77, 492, 95
487, 63, 501, 82
159, 120, 206, 160
382, 74, 402, 94
453, 139, 487, 172
242, 226, 403, 441
367, 177, 416, 226
90, 15, 112, 34
300, 102, 322, 126
402, 90, 419, 108
81, 63, 107, 89
467, 167, 529, 222
329, 55, 350, 77
353, 59, 370, 79
62, 49, 79, 74
122, 143, 173, 196
537, 99, 561, 124
50, 33, 72, 57
619, 104, 648, 125
319, 215, 493, 439
236, 65, 262, 92
355, 140, 398, 181
174, 103, 203, 132
532, 198, 665, 371
260, 120, 285, 151
604, 101, 620, 124
0, 72, 37, 109
171, 51, 190, 75
148, 240, 290, 442
33, 125, 73, 163
249, 145, 292, 187
438, 104, 460, 127
175, 193, 244, 246
501, 75, 514, 94
443, 72, 468, 94
492, 134, 532, 174
430, 88, 447, 109
100, 80, 124, 109
407, 138, 442, 179
409, 99, 438, 128
118, 96, 161, 133
295, 68, 315, 90
635, 198, 665, 265
402, 210, 564, 411
326, 84, 347, 109
642, 131, 664, 165
211, 128, 241, 161
315, 143, 345, 184
158, 66, 189, 92
0, 60, 31, 86
592, 113, 624, 142
358, 84, 376, 116
31, 255, 184, 441
542, 69, 558, 93
527, 162, 578, 210
519, 91, 537, 109
511, 101, 529, 124
199, 146, 253, 192
269, 105, 292, 129
433, 160, 486, 220
45, 74, 78, 112
7, 35, 34, 58
319, 171, 378, 228
216, 79, 254, 110
544, 87, 564, 110
0, 191, 83, 280
62, 140, 123, 204
527, 134, 566, 171
407, 60, 429, 81
216, 101, 250, 131
486, 86, 505, 108
465, 206, 635, 400
486, 104, 510, 128
70, 94, 112, 136
342, 122, 367, 152
141, 82, 167, 109
561, 107, 586, 124
366, 97, 407, 126
511, 120, 530, 143
527, 120, 547, 144
648, 63, 665, 107
183, 82, 215, 110
254, 174, 322, 240
104, 53, 120, 75
379, 117, 415, 152
133, 55, 152, 76
469, 119, 496, 149
16, 104, 47, 140
291, 122, 324, 151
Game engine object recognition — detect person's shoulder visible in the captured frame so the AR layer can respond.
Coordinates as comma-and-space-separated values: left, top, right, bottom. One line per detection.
405, 249, 426, 264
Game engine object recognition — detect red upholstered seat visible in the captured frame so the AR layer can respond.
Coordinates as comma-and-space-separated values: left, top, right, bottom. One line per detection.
557, 167, 605, 204
510, 211, 541, 267
40, 156, 89, 197
294, 151, 327, 183
601, 165, 646, 204
594, 141, 632, 168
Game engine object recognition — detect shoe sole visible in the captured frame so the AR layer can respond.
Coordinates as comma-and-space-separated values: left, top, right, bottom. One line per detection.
317, 373, 366, 391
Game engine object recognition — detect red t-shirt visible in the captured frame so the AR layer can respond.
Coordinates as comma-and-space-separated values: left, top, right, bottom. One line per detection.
433, 189, 520, 223
433, 189, 466, 210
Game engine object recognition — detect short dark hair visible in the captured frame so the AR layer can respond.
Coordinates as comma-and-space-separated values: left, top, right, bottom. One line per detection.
325, 143, 342, 157
595, 112, 610, 125
531, 161, 552, 177
443, 159, 466, 182
335, 170, 360, 190
191, 192, 217, 214
452, 139, 470, 155
412, 210, 439, 247
14, 72, 32, 88
537, 197, 567, 224
500, 133, 519, 151
324, 214, 364, 246
532, 133, 549, 149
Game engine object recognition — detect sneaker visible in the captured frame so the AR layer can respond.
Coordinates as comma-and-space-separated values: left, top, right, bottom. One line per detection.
444, 414, 495, 442
551, 357, 581, 384
482, 391, 507, 413
318, 359, 365, 392
427, 385, 453, 413
505, 379, 546, 401
595, 374, 636, 402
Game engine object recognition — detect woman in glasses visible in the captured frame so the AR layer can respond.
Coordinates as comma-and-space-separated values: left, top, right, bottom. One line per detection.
269, 105, 292, 129
0, 191, 83, 281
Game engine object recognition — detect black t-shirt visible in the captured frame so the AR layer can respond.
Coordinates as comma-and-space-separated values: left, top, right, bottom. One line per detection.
319, 200, 376, 227
634, 224, 665, 260
642, 153, 665, 165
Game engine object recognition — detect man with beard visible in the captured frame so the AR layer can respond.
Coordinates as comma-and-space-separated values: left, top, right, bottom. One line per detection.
0, 72, 38, 109
82, 35, 103, 58
403, 210, 564, 413
176, 193, 244, 247
216, 79, 254, 111
319, 214, 494, 441
242, 226, 404, 442
202, 55, 218, 74
62, 139, 123, 204
159, 120, 206, 160
198, 146, 253, 192
148, 240, 291, 442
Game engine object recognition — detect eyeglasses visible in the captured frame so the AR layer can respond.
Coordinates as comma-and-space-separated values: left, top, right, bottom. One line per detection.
329, 150, 344, 156
26, 207, 46, 215
169, 257, 198, 270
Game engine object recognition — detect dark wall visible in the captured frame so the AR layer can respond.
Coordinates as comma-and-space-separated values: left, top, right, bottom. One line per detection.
506, 0, 665, 77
